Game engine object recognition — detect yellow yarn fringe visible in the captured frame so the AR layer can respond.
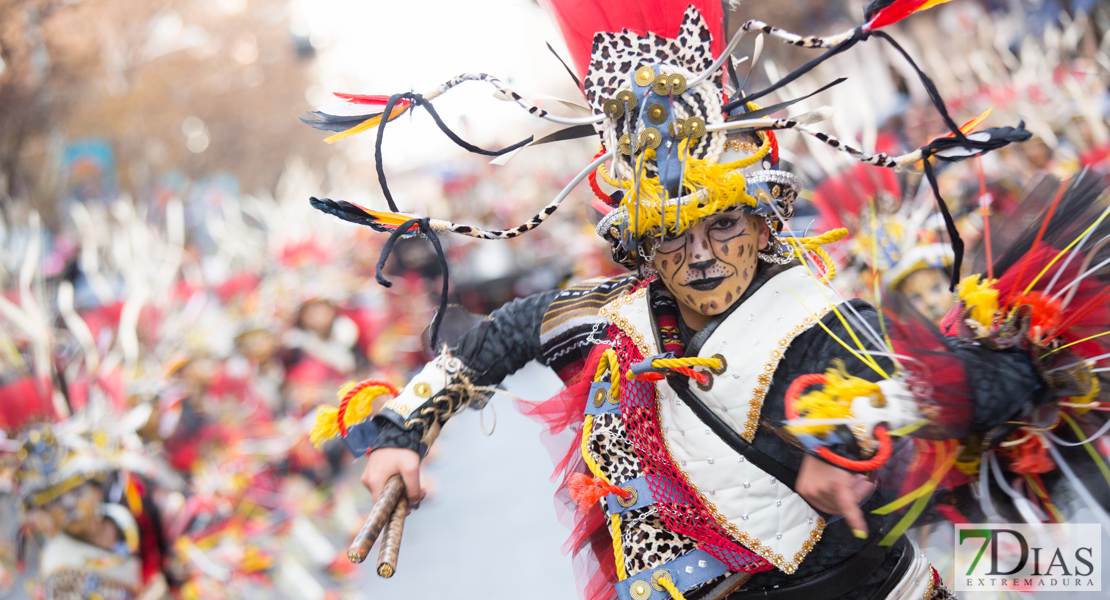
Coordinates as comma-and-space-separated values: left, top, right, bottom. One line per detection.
787, 228, 848, 284
786, 359, 882, 437
595, 132, 777, 238
623, 155, 758, 238
310, 383, 396, 448
310, 406, 340, 448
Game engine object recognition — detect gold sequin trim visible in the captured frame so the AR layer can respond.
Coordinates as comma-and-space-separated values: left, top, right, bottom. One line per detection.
598, 286, 653, 357
740, 306, 831, 442
922, 565, 936, 600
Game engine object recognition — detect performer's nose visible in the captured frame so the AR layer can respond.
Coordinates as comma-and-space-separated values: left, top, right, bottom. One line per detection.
689, 258, 716, 272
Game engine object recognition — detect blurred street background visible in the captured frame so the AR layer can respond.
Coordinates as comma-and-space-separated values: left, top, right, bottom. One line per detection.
1, 0, 1109, 598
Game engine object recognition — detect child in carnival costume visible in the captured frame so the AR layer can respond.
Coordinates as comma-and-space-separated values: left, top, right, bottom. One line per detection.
304, 1, 1110, 598
14, 424, 171, 600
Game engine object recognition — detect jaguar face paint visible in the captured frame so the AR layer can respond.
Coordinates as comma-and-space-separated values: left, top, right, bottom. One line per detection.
652, 211, 768, 321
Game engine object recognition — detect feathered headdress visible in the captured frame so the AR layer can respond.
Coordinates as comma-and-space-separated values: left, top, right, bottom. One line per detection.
303, 0, 1030, 344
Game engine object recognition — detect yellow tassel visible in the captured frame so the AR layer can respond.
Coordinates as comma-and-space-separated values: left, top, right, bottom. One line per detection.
621, 157, 758, 239
787, 360, 881, 436
310, 406, 341, 448
343, 385, 394, 429
956, 275, 999, 327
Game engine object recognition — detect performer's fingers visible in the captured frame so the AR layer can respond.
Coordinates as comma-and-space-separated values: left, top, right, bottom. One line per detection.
838, 485, 869, 538
400, 463, 422, 507
360, 458, 384, 502
851, 475, 876, 503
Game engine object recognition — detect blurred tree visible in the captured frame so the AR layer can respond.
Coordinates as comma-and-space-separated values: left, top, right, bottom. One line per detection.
0, 0, 331, 219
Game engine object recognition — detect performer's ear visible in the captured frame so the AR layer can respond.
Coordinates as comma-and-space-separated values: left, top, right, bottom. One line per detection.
755, 215, 771, 250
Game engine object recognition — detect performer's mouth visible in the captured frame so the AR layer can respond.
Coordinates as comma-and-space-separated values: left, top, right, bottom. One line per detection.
685, 277, 725, 291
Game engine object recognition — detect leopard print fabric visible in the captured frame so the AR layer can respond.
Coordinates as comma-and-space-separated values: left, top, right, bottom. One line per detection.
588, 412, 642, 483
588, 411, 699, 577
582, 6, 725, 176
620, 506, 698, 575
582, 6, 715, 115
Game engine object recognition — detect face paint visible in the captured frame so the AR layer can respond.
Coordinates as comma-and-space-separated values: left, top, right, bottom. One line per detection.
652, 212, 768, 320
897, 267, 955, 325
45, 483, 102, 540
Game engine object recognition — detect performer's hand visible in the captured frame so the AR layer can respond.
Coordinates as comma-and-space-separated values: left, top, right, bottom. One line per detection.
795, 453, 875, 538
362, 447, 425, 510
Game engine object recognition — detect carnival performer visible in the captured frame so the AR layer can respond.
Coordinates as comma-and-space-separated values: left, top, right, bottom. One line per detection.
304, 1, 1110, 599
16, 425, 170, 600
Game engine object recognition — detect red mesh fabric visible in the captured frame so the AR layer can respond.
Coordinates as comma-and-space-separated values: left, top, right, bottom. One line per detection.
610, 325, 772, 573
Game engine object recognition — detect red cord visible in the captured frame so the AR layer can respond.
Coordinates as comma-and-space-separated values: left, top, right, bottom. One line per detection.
765, 130, 779, 165
785, 373, 892, 471
588, 149, 618, 205
336, 378, 400, 437
671, 366, 709, 385
784, 373, 828, 420
816, 427, 893, 471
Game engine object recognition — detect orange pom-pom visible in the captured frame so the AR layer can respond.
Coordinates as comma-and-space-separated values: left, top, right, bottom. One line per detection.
1008, 291, 1062, 340
567, 473, 629, 511
1010, 436, 1054, 475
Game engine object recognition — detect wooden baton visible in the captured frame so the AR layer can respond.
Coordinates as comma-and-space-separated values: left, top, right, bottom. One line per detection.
701, 572, 753, 600
347, 474, 406, 563
375, 496, 409, 577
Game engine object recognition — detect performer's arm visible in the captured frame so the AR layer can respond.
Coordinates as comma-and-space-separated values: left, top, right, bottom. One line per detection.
771, 299, 1045, 534
360, 289, 560, 502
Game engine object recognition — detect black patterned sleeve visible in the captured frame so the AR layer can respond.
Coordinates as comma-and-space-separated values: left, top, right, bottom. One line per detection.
371, 289, 561, 454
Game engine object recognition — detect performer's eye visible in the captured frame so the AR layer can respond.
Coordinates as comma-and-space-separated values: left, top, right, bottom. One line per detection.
708, 216, 746, 241
656, 235, 687, 254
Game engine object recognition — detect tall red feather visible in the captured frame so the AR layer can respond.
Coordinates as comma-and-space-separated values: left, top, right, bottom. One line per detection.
538, 0, 725, 87
865, 0, 955, 32
333, 93, 395, 105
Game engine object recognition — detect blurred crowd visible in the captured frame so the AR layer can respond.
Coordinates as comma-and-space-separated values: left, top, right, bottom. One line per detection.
0, 0, 1108, 599
0, 152, 613, 599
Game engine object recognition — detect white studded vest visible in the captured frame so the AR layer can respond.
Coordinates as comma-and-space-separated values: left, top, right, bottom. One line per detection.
600, 266, 842, 574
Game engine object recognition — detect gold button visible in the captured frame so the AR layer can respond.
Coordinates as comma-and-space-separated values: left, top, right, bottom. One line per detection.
634, 66, 656, 87
645, 102, 668, 125
637, 128, 662, 151
684, 116, 706, 139
630, 581, 651, 600
668, 73, 687, 95
593, 388, 607, 408
618, 133, 633, 156
709, 353, 727, 375
413, 382, 432, 398
652, 74, 671, 96
650, 570, 672, 591
669, 119, 688, 139
617, 486, 638, 507
603, 98, 624, 120
615, 90, 638, 112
